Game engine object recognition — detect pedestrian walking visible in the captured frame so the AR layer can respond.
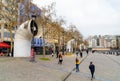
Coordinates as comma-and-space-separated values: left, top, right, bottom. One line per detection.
55, 46, 59, 58
58, 52, 63, 64
51, 51, 54, 57
80, 51, 83, 58
86, 49, 89, 55
75, 57, 80, 72
76, 51, 79, 56
89, 61, 95, 80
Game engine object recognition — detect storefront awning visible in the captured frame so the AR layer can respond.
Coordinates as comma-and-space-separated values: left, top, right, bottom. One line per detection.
0, 42, 10, 48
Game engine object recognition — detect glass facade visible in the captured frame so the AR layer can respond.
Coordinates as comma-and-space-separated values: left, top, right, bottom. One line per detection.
31, 38, 44, 47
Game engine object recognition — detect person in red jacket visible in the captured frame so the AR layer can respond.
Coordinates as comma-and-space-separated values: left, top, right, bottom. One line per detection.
58, 52, 63, 64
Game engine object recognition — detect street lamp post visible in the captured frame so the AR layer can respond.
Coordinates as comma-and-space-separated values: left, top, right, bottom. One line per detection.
62, 31, 64, 55
30, 15, 38, 62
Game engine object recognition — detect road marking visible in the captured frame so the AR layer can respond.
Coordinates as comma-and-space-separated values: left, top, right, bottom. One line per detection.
63, 54, 88, 81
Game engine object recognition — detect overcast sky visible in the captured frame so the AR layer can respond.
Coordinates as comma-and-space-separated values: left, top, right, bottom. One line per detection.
33, 0, 120, 38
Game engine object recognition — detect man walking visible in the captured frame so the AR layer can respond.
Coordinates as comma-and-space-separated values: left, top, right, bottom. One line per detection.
89, 62, 95, 80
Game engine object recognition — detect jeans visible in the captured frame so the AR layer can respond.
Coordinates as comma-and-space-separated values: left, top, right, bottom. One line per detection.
76, 64, 79, 72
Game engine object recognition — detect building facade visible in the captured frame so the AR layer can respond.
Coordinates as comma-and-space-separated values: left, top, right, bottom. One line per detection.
0, 0, 41, 43
87, 35, 120, 49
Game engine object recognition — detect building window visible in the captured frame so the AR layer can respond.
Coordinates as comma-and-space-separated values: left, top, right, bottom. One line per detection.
4, 32, 15, 38
4, 32, 8, 37
31, 6, 35, 11
12, 33, 15, 38
97, 38, 100, 46
4, 32, 10, 37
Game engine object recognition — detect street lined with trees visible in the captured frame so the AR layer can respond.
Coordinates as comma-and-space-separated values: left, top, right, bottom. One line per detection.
0, 0, 87, 57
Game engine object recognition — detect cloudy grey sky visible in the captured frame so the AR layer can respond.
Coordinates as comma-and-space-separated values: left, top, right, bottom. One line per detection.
33, 0, 120, 38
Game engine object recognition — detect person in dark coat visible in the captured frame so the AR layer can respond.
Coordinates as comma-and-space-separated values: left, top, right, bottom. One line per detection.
55, 46, 59, 58
80, 51, 83, 58
89, 61, 95, 80
86, 49, 89, 55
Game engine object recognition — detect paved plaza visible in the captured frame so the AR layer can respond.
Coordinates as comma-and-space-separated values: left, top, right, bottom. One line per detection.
0, 52, 120, 81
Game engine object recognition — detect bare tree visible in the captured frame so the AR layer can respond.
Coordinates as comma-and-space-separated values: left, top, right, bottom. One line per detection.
0, 0, 18, 53
37, 2, 57, 57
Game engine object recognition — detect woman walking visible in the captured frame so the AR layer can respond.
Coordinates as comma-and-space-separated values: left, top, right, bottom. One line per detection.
75, 57, 80, 72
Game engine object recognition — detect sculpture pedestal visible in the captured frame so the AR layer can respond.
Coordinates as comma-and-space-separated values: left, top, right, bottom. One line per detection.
14, 39, 31, 57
